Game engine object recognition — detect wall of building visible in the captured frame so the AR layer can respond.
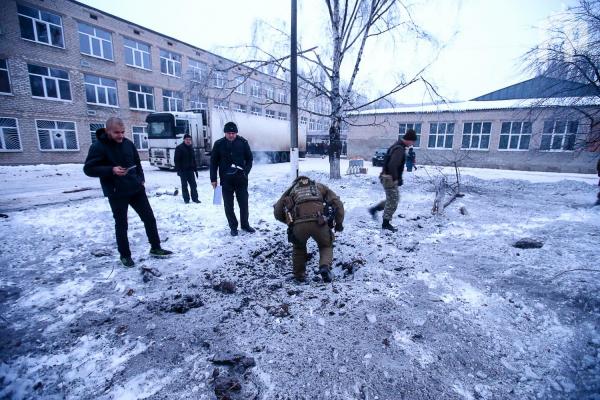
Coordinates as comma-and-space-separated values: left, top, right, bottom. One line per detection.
348, 107, 599, 173
0, 0, 293, 165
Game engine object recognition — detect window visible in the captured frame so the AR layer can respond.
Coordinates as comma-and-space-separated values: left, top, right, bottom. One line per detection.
0, 118, 22, 151
132, 126, 148, 150
234, 76, 245, 94
160, 49, 181, 77
28, 64, 71, 101
17, 4, 64, 48
124, 38, 151, 70
499, 121, 531, 151
89, 122, 104, 144
264, 85, 274, 99
189, 94, 207, 110
428, 122, 454, 149
234, 103, 247, 113
0, 60, 11, 94
78, 23, 113, 61
214, 100, 228, 110
213, 71, 225, 88
162, 90, 183, 111
461, 121, 491, 150
84, 75, 118, 106
251, 81, 260, 97
128, 83, 154, 110
300, 116, 308, 125
36, 120, 78, 151
189, 59, 207, 82
251, 106, 262, 116
278, 90, 287, 103
309, 119, 316, 131
541, 120, 578, 151
266, 109, 276, 118
278, 112, 287, 120
399, 123, 422, 147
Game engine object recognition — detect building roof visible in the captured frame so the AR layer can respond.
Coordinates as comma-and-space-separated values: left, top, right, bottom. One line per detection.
471, 76, 598, 101
351, 96, 600, 116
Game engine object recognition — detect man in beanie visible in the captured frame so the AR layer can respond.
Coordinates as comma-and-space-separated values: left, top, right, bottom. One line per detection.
210, 121, 255, 236
84, 117, 173, 267
174, 133, 200, 204
368, 128, 417, 232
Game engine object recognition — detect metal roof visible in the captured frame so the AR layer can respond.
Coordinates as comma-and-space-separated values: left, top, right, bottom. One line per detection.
351, 96, 600, 116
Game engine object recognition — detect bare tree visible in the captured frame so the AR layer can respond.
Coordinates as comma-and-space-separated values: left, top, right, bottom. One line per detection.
219, 1, 437, 179
300, 0, 435, 178
523, 0, 600, 152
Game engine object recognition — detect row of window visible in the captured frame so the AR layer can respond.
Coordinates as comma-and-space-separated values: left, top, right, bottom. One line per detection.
399, 120, 579, 151
1, 60, 291, 118
16, 3, 288, 100
0, 117, 148, 152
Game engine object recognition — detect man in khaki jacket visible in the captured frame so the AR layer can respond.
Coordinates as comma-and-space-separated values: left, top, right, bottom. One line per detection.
274, 176, 344, 283
368, 129, 417, 232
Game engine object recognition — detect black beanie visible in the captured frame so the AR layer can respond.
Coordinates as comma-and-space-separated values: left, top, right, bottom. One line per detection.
183, 133, 192, 139
403, 129, 417, 141
223, 121, 238, 133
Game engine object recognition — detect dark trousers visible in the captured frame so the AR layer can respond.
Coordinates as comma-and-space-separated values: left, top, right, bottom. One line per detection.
221, 172, 249, 230
108, 189, 160, 257
179, 170, 198, 202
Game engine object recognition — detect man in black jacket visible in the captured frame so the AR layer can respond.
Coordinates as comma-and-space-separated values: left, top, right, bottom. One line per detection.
84, 117, 172, 267
174, 133, 200, 204
210, 121, 255, 236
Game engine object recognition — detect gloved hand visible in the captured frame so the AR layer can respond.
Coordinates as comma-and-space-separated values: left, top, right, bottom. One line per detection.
398, 178, 403, 187
335, 223, 344, 232
195, 170, 198, 178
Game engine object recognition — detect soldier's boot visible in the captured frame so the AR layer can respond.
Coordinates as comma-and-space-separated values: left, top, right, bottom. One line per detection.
319, 265, 333, 283
382, 219, 397, 232
368, 204, 384, 220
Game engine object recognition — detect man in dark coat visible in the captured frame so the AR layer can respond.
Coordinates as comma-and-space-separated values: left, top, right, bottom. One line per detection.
368, 129, 417, 232
174, 133, 200, 204
83, 117, 172, 267
210, 121, 255, 236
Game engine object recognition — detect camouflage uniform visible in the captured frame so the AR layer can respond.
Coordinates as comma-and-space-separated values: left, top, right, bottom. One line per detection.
274, 176, 344, 281
369, 140, 408, 230
379, 174, 400, 220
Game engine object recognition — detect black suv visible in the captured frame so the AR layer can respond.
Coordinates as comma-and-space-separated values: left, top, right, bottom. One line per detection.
371, 148, 387, 167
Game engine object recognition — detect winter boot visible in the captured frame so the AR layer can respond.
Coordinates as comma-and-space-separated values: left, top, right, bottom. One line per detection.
368, 204, 384, 220
293, 273, 307, 284
319, 265, 333, 283
382, 219, 397, 232
120, 256, 135, 268
149, 247, 173, 258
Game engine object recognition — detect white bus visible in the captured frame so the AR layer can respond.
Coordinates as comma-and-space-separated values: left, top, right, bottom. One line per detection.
146, 109, 307, 170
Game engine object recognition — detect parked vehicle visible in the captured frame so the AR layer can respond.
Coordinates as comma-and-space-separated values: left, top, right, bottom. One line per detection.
371, 148, 387, 167
146, 109, 307, 170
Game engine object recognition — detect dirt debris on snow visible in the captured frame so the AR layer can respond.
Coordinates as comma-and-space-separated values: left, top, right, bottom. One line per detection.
0, 160, 599, 399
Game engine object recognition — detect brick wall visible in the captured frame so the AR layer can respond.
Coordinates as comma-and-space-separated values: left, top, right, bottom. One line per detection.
0, 0, 291, 165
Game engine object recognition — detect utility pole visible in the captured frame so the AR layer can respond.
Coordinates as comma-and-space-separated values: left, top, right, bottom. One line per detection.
290, 0, 299, 178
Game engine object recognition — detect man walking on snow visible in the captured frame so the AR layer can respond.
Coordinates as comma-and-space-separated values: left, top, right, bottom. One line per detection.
84, 117, 173, 267
368, 129, 417, 232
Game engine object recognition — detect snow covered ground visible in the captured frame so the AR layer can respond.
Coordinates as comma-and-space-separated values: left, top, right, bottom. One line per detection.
0, 158, 599, 399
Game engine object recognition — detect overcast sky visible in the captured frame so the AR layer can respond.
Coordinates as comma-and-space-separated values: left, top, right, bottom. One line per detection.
78, 0, 575, 104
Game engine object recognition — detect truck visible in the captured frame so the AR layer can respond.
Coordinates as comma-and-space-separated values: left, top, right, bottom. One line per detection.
145, 109, 307, 170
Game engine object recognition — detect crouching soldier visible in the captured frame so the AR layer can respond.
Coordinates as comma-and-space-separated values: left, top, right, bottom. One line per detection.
274, 176, 344, 283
